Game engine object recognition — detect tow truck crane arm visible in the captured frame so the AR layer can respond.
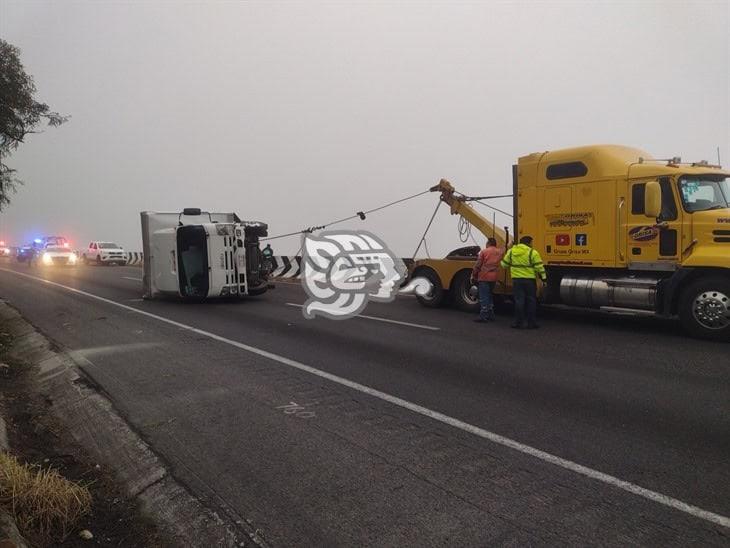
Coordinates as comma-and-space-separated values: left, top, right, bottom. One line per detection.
429, 179, 509, 248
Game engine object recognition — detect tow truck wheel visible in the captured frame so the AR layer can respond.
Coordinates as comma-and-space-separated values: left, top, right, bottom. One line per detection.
679, 277, 730, 341
451, 270, 479, 312
414, 268, 445, 308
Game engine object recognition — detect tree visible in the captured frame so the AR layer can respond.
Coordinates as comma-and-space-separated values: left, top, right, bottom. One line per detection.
0, 38, 68, 210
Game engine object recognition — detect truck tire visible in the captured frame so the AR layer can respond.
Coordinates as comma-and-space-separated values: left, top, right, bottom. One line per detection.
451, 270, 479, 312
414, 268, 445, 308
678, 277, 730, 341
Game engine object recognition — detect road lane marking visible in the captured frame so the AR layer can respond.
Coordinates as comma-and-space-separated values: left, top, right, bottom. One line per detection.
122, 276, 142, 282
1, 267, 728, 529
285, 303, 440, 331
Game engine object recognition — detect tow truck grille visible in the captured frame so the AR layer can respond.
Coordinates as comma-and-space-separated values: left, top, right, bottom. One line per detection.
713, 230, 730, 243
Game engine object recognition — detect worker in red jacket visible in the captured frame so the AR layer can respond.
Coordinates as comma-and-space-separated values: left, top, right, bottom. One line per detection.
471, 237, 504, 322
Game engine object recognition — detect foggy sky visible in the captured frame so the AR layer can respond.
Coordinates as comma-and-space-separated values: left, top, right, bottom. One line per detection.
1, 0, 728, 256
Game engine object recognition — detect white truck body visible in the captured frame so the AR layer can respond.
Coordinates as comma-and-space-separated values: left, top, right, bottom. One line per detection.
140, 209, 269, 300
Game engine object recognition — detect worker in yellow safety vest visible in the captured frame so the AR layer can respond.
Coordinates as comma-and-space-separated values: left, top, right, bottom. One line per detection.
500, 235, 547, 329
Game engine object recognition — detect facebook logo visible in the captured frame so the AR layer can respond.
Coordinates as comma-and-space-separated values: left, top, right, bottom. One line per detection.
576, 234, 588, 246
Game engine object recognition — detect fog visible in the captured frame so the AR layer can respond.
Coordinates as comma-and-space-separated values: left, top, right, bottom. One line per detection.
1, 1, 728, 256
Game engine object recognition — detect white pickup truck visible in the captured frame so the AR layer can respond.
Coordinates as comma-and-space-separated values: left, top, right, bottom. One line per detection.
140, 209, 270, 300
82, 241, 127, 265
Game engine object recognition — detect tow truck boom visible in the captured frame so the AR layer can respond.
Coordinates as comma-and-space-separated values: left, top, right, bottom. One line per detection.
430, 179, 509, 247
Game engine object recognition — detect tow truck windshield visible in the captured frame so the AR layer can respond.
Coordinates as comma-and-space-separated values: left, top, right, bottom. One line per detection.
679, 176, 729, 212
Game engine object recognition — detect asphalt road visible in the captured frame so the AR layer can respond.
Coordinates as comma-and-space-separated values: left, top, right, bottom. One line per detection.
0, 259, 728, 546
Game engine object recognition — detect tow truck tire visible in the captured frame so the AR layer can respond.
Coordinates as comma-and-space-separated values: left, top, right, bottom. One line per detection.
678, 277, 730, 341
414, 268, 445, 308
451, 270, 479, 312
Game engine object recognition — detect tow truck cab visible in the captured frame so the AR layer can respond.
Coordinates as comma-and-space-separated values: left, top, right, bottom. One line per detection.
141, 209, 270, 300
516, 145, 730, 339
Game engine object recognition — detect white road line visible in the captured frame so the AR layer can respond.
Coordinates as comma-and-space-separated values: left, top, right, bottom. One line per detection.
122, 276, 142, 282
285, 303, 440, 331
1, 266, 728, 530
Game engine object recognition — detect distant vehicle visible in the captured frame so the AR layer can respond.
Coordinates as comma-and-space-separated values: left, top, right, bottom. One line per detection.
82, 241, 126, 265
16, 245, 35, 263
40, 246, 78, 267
0, 240, 11, 258
40, 236, 71, 249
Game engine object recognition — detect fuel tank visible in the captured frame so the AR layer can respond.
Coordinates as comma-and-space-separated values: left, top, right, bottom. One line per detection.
560, 276, 660, 311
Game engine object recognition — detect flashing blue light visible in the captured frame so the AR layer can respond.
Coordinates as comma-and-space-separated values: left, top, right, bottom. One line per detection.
34, 238, 42, 244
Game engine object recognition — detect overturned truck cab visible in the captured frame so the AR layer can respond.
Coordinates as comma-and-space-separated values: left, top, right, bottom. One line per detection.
141, 209, 270, 300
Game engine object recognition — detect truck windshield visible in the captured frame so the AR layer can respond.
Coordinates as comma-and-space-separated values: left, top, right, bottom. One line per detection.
99, 243, 119, 249
678, 176, 729, 212
176, 226, 209, 298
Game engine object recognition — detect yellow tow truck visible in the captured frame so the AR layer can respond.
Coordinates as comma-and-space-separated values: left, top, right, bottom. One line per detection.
411, 145, 730, 340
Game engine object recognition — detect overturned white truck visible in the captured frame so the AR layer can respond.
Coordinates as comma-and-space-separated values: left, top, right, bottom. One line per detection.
141, 209, 270, 300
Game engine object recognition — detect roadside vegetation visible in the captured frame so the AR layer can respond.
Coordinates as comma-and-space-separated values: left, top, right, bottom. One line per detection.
0, 38, 68, 210
0, 314, 165, 547
0, 452, 92, 543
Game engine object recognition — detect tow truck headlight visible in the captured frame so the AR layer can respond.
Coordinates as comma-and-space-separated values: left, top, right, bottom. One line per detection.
42, 253, 53, 265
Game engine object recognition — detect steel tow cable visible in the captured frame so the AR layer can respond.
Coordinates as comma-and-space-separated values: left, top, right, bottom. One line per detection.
261, 189, 431, 242
411, 200, 442, 260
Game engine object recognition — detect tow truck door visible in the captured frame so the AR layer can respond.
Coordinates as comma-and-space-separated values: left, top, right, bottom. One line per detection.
626, 177, 682, 270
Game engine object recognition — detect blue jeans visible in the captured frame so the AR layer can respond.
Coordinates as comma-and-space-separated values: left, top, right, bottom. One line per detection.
512, 278, 537, 327
478, 281, 496, 320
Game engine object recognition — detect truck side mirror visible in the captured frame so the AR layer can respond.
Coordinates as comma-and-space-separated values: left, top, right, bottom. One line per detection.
644, 181, 661, 218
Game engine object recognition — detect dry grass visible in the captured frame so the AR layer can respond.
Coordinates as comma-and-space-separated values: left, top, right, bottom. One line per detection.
0, 451, 92, 542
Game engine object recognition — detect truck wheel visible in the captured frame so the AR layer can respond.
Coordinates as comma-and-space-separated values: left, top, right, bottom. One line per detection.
414, 268, 445, 308
678, 277, 730, 341
451, 270, 479, 312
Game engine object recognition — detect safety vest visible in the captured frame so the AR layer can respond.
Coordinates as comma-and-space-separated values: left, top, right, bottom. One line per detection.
500, 244, 546, 280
